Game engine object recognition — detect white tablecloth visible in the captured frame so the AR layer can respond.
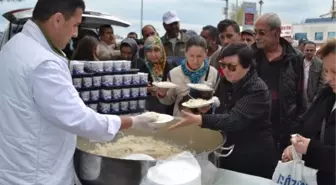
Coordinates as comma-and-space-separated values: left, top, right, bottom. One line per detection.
75, 168, 273, 185
213, 169, 272, 185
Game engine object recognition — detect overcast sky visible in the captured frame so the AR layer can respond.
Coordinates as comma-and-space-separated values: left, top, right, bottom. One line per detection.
0, 0, 332, 37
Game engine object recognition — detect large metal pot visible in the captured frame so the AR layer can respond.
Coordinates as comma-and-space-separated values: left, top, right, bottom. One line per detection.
74, 125, 232, 185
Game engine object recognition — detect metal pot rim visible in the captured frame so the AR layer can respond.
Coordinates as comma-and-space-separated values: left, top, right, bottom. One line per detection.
75, 134, 226, 161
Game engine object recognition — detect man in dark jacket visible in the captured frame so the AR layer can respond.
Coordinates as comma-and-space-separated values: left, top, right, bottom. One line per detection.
253, 13, 305, 155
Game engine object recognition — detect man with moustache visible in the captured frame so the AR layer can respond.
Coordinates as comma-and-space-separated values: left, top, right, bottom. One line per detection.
200, 25, 221, 61
252, 13, 305, 155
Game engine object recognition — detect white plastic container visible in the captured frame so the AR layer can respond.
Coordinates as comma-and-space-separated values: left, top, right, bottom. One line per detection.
144, 152, 202, 185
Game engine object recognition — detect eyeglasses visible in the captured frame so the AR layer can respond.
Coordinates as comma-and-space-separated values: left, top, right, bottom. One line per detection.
219, 62, 238, 72
254, 29, 269, 36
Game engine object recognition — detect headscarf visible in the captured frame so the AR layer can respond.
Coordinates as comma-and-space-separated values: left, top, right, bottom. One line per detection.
120, 38, 139, 61
144, 36, 167, 82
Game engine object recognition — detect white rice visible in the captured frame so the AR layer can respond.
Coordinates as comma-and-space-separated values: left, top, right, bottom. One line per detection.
88, 135, 187, 160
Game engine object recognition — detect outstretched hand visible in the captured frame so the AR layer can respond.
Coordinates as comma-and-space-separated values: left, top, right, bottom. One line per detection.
168, 110, 202, 130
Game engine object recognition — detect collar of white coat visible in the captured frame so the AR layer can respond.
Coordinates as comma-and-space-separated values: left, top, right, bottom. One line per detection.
21, 20, 68, 62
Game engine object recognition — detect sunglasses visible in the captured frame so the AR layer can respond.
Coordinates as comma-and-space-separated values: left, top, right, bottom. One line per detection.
219, 62, 238, 72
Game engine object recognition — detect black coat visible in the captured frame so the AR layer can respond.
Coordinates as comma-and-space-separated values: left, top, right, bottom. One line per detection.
252, 38, 305, 140
301, 86, 335, 185
201, 69, 278, 179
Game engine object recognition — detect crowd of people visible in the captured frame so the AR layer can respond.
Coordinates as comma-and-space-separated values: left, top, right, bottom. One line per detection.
69, 10, 335, 184
0, 0, 334, 184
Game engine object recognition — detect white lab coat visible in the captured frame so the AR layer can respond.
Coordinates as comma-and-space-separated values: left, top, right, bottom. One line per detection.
0, 20, 121, 185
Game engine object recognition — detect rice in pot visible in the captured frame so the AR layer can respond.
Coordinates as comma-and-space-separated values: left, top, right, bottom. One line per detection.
87, 135, 188, 160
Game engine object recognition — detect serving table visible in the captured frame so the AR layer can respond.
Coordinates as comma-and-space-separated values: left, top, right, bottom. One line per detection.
213, 168, 272, 185
74, 168, 272, 185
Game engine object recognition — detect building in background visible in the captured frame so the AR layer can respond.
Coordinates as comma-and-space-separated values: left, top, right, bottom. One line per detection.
281, 24, 292, 38
291, 0, 336, 46
292, 17, 336, 46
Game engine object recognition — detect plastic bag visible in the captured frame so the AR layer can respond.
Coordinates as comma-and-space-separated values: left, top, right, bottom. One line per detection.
140, 151, 202, 185
271, 146, 318, 185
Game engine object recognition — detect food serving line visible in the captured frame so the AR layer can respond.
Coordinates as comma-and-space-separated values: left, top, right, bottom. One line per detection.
70, 60, 272, 185
73, 126, 272, 185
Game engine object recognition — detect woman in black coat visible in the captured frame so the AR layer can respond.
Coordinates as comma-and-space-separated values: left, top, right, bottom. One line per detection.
169, 43, 278, 179
282, 39, 336, 185
139, 35, 174, 114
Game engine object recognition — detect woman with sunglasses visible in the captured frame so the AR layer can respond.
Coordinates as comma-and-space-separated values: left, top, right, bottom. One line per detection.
169, 43, 277, 179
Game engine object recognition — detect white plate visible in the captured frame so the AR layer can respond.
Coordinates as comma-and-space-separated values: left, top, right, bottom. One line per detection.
153, 113, 174, 125
144, 112, 175, 126
187, 83, 213, 92
152, 81, 178, 89
182, 98, 214, 109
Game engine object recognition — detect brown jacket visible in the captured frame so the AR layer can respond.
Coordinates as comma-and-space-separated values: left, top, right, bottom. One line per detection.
97, 41, 120, 60
160, 31, 189, 57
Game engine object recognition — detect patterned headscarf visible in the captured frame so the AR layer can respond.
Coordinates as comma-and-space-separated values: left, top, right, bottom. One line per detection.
144, 36, 167, 82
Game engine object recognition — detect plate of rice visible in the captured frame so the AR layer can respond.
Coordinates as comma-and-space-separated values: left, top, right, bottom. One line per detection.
182, 98, 214, 109
143, 112, 175, 126
187, 83, 213, 92
152, 81, 178, 89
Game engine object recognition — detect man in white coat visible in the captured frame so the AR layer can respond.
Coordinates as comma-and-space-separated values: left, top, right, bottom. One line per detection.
0, 0, 157, 184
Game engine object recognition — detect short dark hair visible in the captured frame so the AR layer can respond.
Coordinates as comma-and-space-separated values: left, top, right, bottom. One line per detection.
217, 19, 240, 33
220, 43, 255, 68
186, 35, 207, 51
71, 36, 99, 61
202, 25, 218, 40
128, 32, 138, 37
99, 24, 113, 36
298, 39, 308, 46
304, 41, 316, 47
317, 39, 336, 59
32, 0, 85, 22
